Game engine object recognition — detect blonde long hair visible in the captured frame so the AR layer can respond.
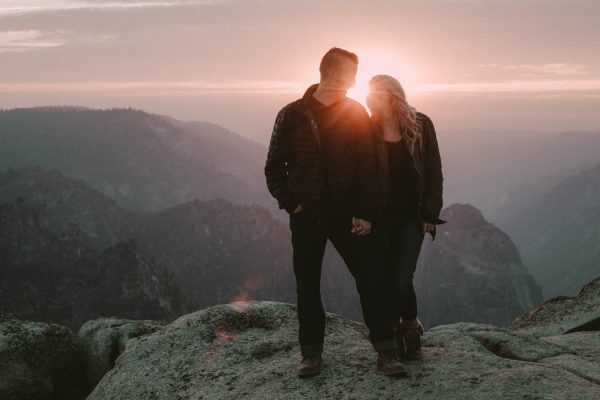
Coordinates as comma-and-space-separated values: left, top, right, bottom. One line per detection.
368, 74, 422, 155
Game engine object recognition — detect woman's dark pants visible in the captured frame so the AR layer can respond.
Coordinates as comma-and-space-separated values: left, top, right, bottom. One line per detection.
375, 213, 425, 321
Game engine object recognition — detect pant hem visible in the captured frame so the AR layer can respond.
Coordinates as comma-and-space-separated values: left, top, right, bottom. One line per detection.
300, 343, 324, 357
372, 337, 399, 352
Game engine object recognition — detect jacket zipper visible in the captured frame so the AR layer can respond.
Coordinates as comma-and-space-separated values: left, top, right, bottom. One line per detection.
304, 108, 324, 224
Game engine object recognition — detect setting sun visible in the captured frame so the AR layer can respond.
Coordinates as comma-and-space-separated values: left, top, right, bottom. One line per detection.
346, 50, 418, 110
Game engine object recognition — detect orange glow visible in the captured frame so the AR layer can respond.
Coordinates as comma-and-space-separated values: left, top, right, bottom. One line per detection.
230, 292, 250, 313
346, 50, 418, 110
209, 325, 238, 354
214, 326, 237, 342
231, 292, 249, 304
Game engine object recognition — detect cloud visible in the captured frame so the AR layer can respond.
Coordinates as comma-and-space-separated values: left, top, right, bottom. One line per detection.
2, 79, 600, 97
0, 28, 124, 53
478, 63, 589, 77
0, 30, 65, 53
418, 79, 600, 94
0, 80, 305, 95
0, 0, 224, 17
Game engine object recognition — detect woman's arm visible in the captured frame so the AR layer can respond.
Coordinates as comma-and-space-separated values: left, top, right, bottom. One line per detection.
422, 114, 446, 224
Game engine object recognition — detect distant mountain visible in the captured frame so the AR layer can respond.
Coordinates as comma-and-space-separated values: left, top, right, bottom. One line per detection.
0, 106, 270, 212
0, 199, 183, 331
0, 168, 299, 313
415, 203, 543, 327
441, 130, 600, 219
162, 117, 267, 171
0, 169, 542, 328
133, 198, 297, 310
494, 163, 600, 298
0, 167, 139, 248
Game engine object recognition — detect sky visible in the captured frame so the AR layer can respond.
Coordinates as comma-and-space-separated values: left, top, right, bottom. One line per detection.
1, 0, 599, 143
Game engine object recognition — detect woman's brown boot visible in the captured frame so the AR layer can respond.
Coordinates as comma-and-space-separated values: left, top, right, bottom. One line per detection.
402, 318, 424, 360
377, 350, 409, 377
392, 319, 406, 359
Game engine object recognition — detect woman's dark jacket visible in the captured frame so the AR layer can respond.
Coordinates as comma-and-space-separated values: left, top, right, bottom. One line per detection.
374, 112, 446, 237
264, 84, 379, 222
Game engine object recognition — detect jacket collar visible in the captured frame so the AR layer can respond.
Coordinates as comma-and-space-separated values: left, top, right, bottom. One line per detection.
301, 83, 320, 106
301, 83, 348, 109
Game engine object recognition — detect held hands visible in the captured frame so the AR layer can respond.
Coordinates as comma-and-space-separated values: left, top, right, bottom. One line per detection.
422, 222, 435, 235
351, 217, 372, 236
290, 207, 371, 236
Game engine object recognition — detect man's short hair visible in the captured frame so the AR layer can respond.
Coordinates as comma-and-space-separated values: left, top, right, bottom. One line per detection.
319, 47, 359, 77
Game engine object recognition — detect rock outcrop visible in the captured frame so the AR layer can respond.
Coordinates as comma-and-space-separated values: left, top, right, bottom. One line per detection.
85, 299, 600, 399
3, 274, 600, 400
77, 318, 168, 391
512, 277, 600, 337
0, 316, 87, 400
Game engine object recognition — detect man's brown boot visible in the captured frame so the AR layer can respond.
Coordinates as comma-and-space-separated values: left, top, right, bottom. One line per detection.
403, 318, 424, 360
377, 350, 409, 377
297, 354, 322, 377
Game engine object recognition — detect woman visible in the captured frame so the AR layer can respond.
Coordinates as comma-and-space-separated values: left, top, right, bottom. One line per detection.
366, 74, 446, 360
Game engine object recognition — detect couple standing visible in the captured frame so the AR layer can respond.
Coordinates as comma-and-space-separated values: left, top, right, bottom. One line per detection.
264, 47, 445, 377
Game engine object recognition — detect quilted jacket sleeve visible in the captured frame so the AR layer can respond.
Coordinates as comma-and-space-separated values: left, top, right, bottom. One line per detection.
264, 107, 299, 213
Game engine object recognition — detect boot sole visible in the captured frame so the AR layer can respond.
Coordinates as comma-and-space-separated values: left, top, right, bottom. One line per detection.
297, 361, 322, 378
405, 353, 423, 361
378, 366, 409, 377
298, 369, 321, 378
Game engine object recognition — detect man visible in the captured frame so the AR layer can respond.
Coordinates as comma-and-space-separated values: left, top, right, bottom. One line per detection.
264, 47, 408, 377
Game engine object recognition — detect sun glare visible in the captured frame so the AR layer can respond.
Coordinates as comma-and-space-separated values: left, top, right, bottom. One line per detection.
346, 50, 418, 111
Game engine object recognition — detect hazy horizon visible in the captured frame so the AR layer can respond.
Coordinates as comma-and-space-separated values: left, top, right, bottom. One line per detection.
1, 0, 599, 143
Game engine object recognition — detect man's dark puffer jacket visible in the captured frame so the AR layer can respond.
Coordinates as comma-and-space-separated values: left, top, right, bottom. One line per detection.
264, 84, 378, 222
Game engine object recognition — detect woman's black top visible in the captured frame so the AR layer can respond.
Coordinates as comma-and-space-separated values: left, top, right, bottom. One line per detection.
386, 139, 419, 219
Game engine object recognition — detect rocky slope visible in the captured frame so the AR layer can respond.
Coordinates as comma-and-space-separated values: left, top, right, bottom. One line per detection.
512, 277, 600, 337
131, 198, 297, 311
77, 318, 168, 392
494, 162, 600, 299
4, 273, 598, 400
0, 200, 183, 331
415, 203, 543, 327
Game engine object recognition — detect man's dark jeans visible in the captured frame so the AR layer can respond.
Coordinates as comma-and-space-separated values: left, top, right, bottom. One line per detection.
289, 211, 397, 357
375, 212, 425, 321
